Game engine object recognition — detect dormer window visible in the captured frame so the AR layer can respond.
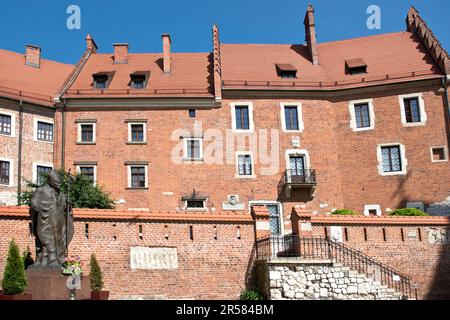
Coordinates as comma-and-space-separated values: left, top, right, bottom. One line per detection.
130, 72, 150, 89
276, 64, 297, 79
93, 73, 113, 89
345, 59, 367, 75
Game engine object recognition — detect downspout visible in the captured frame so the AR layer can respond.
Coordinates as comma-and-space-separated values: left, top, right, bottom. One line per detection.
16, 100, 23, 205
441, 76, 450, 152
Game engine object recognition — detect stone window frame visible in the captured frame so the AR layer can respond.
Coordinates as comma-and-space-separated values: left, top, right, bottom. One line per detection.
184, 199, 208, 212
0, 110, 16, 137
77, 121, 96, 144
76, 164, 97, 186
127, 121, 147, 144
235, 151, 256, 179
33, 117, 54, 144
127, 164, 148, 189
285, 149, 311, 171
248, 201, 286, 235
348, 99, 375, 132
398, 93, 427, 127
280, 102, 304, 133
377, 143, 408, 176
183, 137, 203, 162
0, 157, 14, 187
32, 162, 53, 185
230, 102, 255, 133
430, 146, 448, 163
363, 204, 382, 217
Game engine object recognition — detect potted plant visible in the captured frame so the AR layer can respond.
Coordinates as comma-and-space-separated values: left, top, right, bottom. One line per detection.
0, 240, 31, 300
90, 254, 109, 300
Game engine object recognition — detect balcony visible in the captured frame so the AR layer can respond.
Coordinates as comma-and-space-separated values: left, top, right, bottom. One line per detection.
278, 169, 317, 199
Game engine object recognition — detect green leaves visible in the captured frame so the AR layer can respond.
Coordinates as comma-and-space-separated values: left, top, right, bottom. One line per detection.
390, 208, 428, 217
332, 209, 356, 216
239, 289, 263, 300
90, 254, 104, 293
2, 240, 27, 295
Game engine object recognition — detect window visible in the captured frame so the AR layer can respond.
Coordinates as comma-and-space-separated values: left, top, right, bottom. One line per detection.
93, 73, 114, 89
349, 66, 367, 75
130, 166, 146, 188
36, 165, 52, 185
189, 110, 196, 118
130, 74, 147, 89
377, 144, 407, 176
184, 138, 202, 161
281, 103, 304, 132
80, 124, 94, 142
345, 58, 367, 75
363, 205, 381, 217
231, 103, 254, 132
0, 160, 10, 185
431, 147, 448, 162
349, 99, 374, 131
399, 94, 426, 127
79, 166, 95, 184
237, 154, 253, 176
131, 124, 144, 142
275, 64, 297, 79
36, 121, 53, 142
354, 103, 371, 128
186, 200, 206, 209
0, 114, 12, 135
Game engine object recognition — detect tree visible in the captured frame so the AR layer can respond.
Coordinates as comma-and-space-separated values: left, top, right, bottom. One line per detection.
90, 254, 104, 293
19, 169, 114, 209
2, 240, 27, 295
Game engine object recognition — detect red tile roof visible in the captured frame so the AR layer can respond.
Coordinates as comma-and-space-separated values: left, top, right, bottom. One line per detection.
221, 32, 443, 91
0, 49, 74, 106
64, 52, 214, 98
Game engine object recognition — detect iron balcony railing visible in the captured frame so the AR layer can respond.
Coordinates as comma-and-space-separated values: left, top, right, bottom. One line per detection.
280, 169, 317, 185
256, 235, 412, 299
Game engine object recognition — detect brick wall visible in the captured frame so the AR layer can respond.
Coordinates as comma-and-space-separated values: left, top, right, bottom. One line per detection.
0, 207, 256, 300
293, 210, 450, 300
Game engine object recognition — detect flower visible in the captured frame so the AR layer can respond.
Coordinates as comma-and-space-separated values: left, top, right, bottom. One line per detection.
62, 256, 83, 277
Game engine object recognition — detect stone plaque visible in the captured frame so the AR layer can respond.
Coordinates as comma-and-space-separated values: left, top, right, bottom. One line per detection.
130, 247, 178, 270
330, 226, 343, 243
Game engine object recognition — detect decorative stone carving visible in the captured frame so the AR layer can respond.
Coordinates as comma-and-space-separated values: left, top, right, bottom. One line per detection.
291, 137, 300, 148
427, 228, 449, 244
130, 247, 178, 270
222, 195, 244, 211
330, 226, 343, 243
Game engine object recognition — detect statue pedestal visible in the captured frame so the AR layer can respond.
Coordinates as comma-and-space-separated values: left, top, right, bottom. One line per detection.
26, 268, 90, 300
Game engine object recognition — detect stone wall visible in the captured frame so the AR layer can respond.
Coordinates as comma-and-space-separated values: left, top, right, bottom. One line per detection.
262, 261, 404, 300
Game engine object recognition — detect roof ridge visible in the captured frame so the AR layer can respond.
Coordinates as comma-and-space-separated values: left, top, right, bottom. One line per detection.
0, 48, 73, 66
317, 31, 408, 46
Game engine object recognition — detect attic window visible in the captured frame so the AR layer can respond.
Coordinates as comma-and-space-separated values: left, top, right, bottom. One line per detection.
346, 59, 367, 75
93, 73, 113, 89
276, 64, 297, 78
130, 72, 150, 89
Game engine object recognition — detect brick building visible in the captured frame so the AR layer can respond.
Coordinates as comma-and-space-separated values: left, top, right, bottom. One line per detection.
1, 6, 450, 238
0, 46, 73, 205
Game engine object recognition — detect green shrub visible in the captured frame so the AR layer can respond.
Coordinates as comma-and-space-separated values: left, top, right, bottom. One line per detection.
332, 209, 356, 216
240, 289, 263, 300
390, 208, 428, 217
19, 169, 115, 209
90, 254, 104, 293
2, 240, 27, 295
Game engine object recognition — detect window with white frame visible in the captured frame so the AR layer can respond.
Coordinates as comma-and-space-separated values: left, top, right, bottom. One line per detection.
349, 99, 375, 131
127, 121, 147, 143
186, 199, 206, 210
77, 122, 96, 143
431, 146, 448, 162
183, 138, 202, 161
231, 103, 254, 132
78, 165, 97, 184
36, 165, 52, 186
235, 152, 254, 178
0, 113, 13, 136
34, 119, 54, 142
127, 165, 148, 188
377, 143, 407, 176
0, 159, 11, 186
281, 103, 304, 132
399, 93, 427, 126
363, 205, 381, 217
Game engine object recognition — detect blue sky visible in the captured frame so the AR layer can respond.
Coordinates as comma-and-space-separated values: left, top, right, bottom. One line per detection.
0, 0, 448, 64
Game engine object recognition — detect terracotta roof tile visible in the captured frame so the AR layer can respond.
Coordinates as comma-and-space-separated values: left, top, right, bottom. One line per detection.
0, 49, 74, 105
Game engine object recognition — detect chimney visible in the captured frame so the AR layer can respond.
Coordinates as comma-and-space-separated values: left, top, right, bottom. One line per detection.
86, 34, 98, 52
25, 45, 41, 68
304, 4, 319, 65
162, 34, 172, 74
113, 43, 129, 64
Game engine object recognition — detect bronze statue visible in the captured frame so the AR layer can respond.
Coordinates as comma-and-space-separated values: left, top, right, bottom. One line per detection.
29, 170, 74, 267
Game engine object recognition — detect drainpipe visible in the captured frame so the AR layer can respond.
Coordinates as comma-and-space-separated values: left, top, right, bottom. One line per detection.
441, 76, 450, 152
16, 100, 23, 205
61, 100, 66, 171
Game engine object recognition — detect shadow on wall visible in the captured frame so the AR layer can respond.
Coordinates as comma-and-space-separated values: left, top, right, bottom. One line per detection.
426, 229, 450, 300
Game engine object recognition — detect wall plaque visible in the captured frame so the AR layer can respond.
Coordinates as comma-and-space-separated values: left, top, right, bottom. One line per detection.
130, 247, 178, 270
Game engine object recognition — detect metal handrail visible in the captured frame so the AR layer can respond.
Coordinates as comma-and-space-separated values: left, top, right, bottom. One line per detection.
256, 235, 412, 299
